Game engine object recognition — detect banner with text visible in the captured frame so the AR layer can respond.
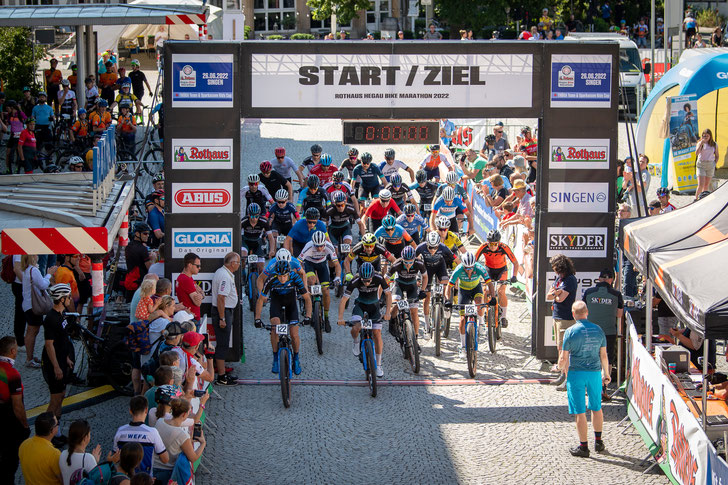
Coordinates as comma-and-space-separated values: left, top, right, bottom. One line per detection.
550, 54, 612, 108
172, 54, 235, 108
668, 94, 700, 192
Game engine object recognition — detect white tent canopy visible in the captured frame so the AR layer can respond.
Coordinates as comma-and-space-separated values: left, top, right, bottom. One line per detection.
93, 0, 222, 56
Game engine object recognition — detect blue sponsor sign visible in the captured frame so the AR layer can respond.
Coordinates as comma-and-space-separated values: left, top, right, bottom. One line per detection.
464, 178, 499, 242
172, 54, 234, 108
550, 54, 612, 108
709, 447, 728, 485
172, 228, 233, 258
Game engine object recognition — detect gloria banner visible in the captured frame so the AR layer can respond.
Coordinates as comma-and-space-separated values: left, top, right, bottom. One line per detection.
668, 94, 700, 192
250, 53, 533, 109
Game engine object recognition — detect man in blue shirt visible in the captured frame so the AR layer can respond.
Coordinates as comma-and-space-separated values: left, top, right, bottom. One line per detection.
31, 92, 54, 147
559, 301, 610, 458
284, 208, 327, 257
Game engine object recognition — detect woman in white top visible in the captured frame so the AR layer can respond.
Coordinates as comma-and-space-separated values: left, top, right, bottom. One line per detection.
59, 419, 104, 485
154, 398, 206, 484
695, 128, 719, 200
20, 254, 56, 368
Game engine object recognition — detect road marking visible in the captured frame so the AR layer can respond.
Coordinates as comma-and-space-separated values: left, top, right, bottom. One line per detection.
235, 378, 553, 386
26, 385, 115, 418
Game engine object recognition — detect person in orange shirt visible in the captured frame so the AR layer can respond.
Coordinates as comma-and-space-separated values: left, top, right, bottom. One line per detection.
67, 63, 78, 93
52, 254, 81, 310
70, 108, 90, 146
116, 100, 137, 151
90, 99, 111, 133
44, 58, 63, 114
98, 61, 118, 106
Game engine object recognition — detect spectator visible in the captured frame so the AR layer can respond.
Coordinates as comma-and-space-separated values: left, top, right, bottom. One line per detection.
44, 59, 63, 114
59, 419, 104, 485
180, 332, 215, 390
529, 26, 540, 40
622, 154, 651, 211
559, 301, 610, 457
17, 117, 37, 174
145, 364, 176, 410
555, 28, 564, 40
484, 174, 508, 208
155, 26, 168, 60
683, 10, 697, 48
148, 243, 165, 278
124, 223, 152, 300
130, 273, 159, 323
467, 30, 474, 40
423, 24, 443, 40
5, 100, 26, 173
148, 385, 185, 427
97, 51, 111, 74
113, 396, 169, 476
131, 472, 154, 485
0, 336, 30, 484
601, 1, 611, 22
647, 199, 662, 215
21, 254, 55, 368
31, 91, 54, 147
11, 255, 26, 350
212, 252, 241, 385
148, 296, 176, 347
154, 398, 206, 483
499, 180, 533, 228
114, 442, 145, 485
539, 8, 553, 33
397, 30, 405, 40
635, 18, 648, 48
712, 26, 723, 47
20, 86, 36, 118
582, 269, 623, 401
19, 411, 62, 485
146, 191, 164, 249
617, 203, 638, 299
459, 148, 487, 183
135, 279, 161, 322
546, 254, 578, 391
99, 62, 118, 106
693, 32, 707, 48
85, 77, 99, 110
695, 128, 718, 199
512, 155, 527, 175
175, 253, 203, 322
440, 118, 455, 148
53, 254, 82, 310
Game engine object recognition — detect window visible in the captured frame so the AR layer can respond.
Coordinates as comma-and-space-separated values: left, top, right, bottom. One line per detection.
253, 0, 295, 32
366, 0, 390, 32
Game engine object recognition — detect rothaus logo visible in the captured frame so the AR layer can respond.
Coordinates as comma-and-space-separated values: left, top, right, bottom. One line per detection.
299, 65, 487, 86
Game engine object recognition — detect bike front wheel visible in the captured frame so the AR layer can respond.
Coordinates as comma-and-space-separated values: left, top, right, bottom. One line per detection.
279, 348, 291, 408
313, 299, 323, 355
364, 339, 377, 398
487, 307, 497, 354
466, 322, 477, 378
405, 318, 420, 374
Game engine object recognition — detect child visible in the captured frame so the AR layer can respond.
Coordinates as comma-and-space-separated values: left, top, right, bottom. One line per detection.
84, 77, 99, 111
70, 108, 90, 147
117, 101, 137, 152
496, 201, 516, 221
135, 279, 161, 322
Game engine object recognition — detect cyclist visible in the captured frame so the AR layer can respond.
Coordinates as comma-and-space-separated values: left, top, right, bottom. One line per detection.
152, 172, 164, 193
337, 262, 392, 378
344, 233, 395, 276
241, 203, 275, 274
297, 143, 323, 182
386, 246, 427, 340
420, 144, 453, 182
57, 79, 77, 120
434, 171, 473, 229
340, 147, 361, 181
257, 248, 307, 293
361, 189, 402, 233
374, 214, 416, 259
351, 152, 386, 208
657, 187, 676, 213
241, 173, 274, 214
387, 173, 416, 210
417, 231, 456, 332
446, 252, 495, 359
325, 190, 365, 250
431, 187, 473, 236
254, 260, 312, 375
410, 169, 439, 220
309, 153, 339, 186
324, 170, 360, 214
379, 148, 415, 183
475, 230, 518, 327
397, 203, 427, 244
146, 190, 164, 249
259, 160, 293, 202
110, 82, 142, 116
272, 147, 304, 186
70, 108, 90, 148
285, 207, 328, 257
268, 189, 299, 238
299, 230, 341, 331
116, 100, 137, 153
434, 215, 467, 259
297, 174, 330, 215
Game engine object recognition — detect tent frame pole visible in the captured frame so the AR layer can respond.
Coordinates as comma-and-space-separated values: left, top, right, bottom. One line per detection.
646, 280, 653, 352
703, 340, 708, 429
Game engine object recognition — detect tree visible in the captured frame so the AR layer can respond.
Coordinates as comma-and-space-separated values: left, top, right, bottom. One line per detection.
0, 27, 45, 100
306, 0, 371, 26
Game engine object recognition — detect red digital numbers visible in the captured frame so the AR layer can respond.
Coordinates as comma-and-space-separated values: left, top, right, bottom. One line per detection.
381, 125, 390, 140
365, 126, 375, 141
392, 126, 402, 141
419, 125, 429, 140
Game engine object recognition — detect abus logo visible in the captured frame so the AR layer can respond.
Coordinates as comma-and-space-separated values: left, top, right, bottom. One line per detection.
549, 138, 610, 169
171, 228, 233, 258
717, 72, 728, 79
548, 182, 609, 213
171, 183, 233, 214
172, 139, 234, 170
547, 227, 607, 258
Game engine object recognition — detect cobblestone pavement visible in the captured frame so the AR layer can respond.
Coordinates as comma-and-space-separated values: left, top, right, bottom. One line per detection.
2, 117, 677, 484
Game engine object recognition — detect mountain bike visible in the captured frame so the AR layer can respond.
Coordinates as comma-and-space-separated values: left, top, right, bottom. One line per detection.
348, 314, 378, 397
392, 297, 419, 374
263, 307, 295, 408
429, 281, 446, 357
335, 241, 351, 298
310, 284, 325, 355
242, 254, 261, 312
451, 303, 489, 378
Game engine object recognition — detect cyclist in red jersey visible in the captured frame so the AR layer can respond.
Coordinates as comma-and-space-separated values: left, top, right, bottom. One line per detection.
361, 189, 402, 233
323, 170, 360, 214
309, 153, 339, 185
475, 229, 519, 327
517, 126, 538, 161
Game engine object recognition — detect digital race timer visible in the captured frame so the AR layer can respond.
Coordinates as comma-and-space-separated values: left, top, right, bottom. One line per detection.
342, 120, 440, 145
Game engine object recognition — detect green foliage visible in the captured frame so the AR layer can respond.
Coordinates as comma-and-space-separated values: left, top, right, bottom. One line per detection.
402, 30, 415, 39
290, 33, 316, 40
0, 27, 44, 101
266, 34, 284, 40
593, 17, 610, 32
695, 8, 726, 28
244, 25, 252, 40
306, 0, 371, 25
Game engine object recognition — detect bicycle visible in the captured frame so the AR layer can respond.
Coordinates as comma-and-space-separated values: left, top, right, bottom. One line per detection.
347, 314, 378, 397
429, 281, 447, 357
335, 241, 352, 298
309, 283, 325, 355
242, 254, 261, 312
392, 297, 419, 374
450, 303, 490, 378
263, 307, 295, 408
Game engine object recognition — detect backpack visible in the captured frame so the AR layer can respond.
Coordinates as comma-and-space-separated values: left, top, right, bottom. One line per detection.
77, 461, 125, 485
1, 255, 16, 284
140, 335, 165, 378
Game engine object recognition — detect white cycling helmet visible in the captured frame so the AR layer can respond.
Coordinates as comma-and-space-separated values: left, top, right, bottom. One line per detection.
446, 171, 460, 184
275, 189, 288, 202
379, 189, 392, 201
461, 252, 476, 268
426, 231, 440, 247
48, 283, 72, 301
248, 174, 260, 184
442, 186, 456, 201
311, 231, 326, 246
436, 215, 451, 229
276, 248, 291, 263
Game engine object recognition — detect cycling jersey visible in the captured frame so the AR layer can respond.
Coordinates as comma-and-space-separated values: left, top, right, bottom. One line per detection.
340, 157, 360, 179
351, 164, 384, 189
323, 181, 353, 197
364, 199, 401, 221
396, 214, 426, 236
241, 185, 273, 212
434, 183, 469, 201
345, 273, 389, 305
388, 183, 412, 208
309, 164, 339, 185
449, 262, 491, 290
288, 219, 327, 244
347, 242, 391, 264
519, 138, 538, 157
117, 113, 136, 134
410, 181, 439, 208
374, 224, 412, 246
259, 171, 289, 197
268, 202, 298, 225
263, 256, 303, 277
416, 242, 455, 269
441, 231, 464, 253
242, 216, 272, 242
659, 203, 676, 214
71, 119, 90, 138
272, 156, 297, 180
325, 204, 358, 229
114, 92, 139, 106
420, 153, 452, 170
300, 155, 317, 173
378, 159, 408, 182
432, 196, 467, 219
299, 240, 336, 264
475, 242, 517, 269
297, 187, 330, 214
262, 271, 307, 297
90, 111, 111, 131
387, 259, 426, 284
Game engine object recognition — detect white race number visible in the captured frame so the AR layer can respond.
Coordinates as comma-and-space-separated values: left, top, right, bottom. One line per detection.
361, 319, 373, 329
465, 305, 477, 316
340, 243, 351, 253
397, 300, 409, 311
275, 324, 288, 335
248, 255, 259, 263
310, 284, 322, 295
277, 235, 286, 244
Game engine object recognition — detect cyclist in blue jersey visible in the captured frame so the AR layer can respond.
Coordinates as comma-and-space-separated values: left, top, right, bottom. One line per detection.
268, 189, 299, 237
297, 175, 330, 215
430, 186, 474, 236
285, 207, 328, 257
379, 148, 415, 183
351, 152, 387, 207
434, 171, 474, 232
396, 203, 427, 244
254, 260, 312, 375
257, 248, 307, 292
374, 214, 416, 259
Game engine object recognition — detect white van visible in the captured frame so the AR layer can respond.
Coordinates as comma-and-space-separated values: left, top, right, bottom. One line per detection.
564, 33, 647, 116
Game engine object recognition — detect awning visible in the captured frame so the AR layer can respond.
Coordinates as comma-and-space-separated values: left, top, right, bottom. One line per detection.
0, 4, 207, 27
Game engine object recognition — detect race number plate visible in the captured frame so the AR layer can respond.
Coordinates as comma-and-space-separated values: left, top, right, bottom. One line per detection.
465, 305, 477, 316
310, 285, 322, 295
361, 319, 373, 329
434, 283, 444, 293
277, 235, 286, 244
424, 204, 432, 211
248, 255, 259, 263
340, 243, 351, 253
276, 324, 288, 335
397, 300, 409, 311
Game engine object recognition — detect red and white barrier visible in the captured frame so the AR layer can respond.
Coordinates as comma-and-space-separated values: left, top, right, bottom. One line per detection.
91, 261, 104, 308
118, 211, 129, 247
166, 14, 206, 25
1, 227, 108, 255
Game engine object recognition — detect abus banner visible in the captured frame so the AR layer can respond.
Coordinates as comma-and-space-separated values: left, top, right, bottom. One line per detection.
546, 227, 607, 258
550, 54, 612, 108
548, 138, 610, 170
171, 272, 214, 304
171, 228, 233, 258
547, 182, 609, 213
250, 54, 533, 109
172, 139, 234, 170
171, 183, 233, 214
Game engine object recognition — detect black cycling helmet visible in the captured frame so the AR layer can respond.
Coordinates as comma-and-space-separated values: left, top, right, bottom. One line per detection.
134, 222, 152, 234
429, 144, 440, 152
487, 230, 501, 243
152, 173, 164, 184
656, 187, 670, 197
415, 169, 427, 183
310, 143, 322, 155
403, 203, 417, 215
332, 171, 345, 183
521, 125, 531, 134
360, 152, 373, 164
384, 148, 395, 159
275, 259, 290, 275
307, 174, 320, 190
348, 147, 359, 157
304, 207, 320, 220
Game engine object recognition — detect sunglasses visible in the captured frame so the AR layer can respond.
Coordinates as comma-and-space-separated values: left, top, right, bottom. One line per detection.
385, 227, 395, 232
306, 220, 317, 225
193, 263, 201, 268
495, 130, 503, 133
406, 213, 415, 217
249, 182, 258, 186
277, 200, 287, 204
438, 228, 448, 232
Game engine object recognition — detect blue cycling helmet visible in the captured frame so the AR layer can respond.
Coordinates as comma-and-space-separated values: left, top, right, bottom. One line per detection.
77, 108, 87, 115
391, 174, 402, 186
275, 259, 290, 275
359, 262, 374, 279
382, 214, 396, 230
97, 99, 108, 107
401, 246, 416, 261
247, 202, 261, 217
320, 153, 333, 167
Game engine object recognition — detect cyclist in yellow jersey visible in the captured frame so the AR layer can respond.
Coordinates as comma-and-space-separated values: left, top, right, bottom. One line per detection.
434, 216, 466, 265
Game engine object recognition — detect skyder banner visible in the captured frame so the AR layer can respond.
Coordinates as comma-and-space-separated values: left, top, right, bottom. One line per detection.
250, 53, 534, 109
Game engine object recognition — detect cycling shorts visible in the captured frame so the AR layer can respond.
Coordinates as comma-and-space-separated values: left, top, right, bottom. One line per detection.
426, 261, 449, 286
353, 302, 382, 329
367, 218, 382, 234
384, 241, 405, 259
242, 240, 266, 257
304, 260, 331, 286
394, 280, 419, 308
292, 240, 306, 258
460, 283, 484, 306
409, 232, 421, 245
329, 225, 352, 247
424, 166, 441, 181
487, 266, 508, 282
271, 220, 293, 236
269, 292, 299, 325
358, 185, 380, 201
